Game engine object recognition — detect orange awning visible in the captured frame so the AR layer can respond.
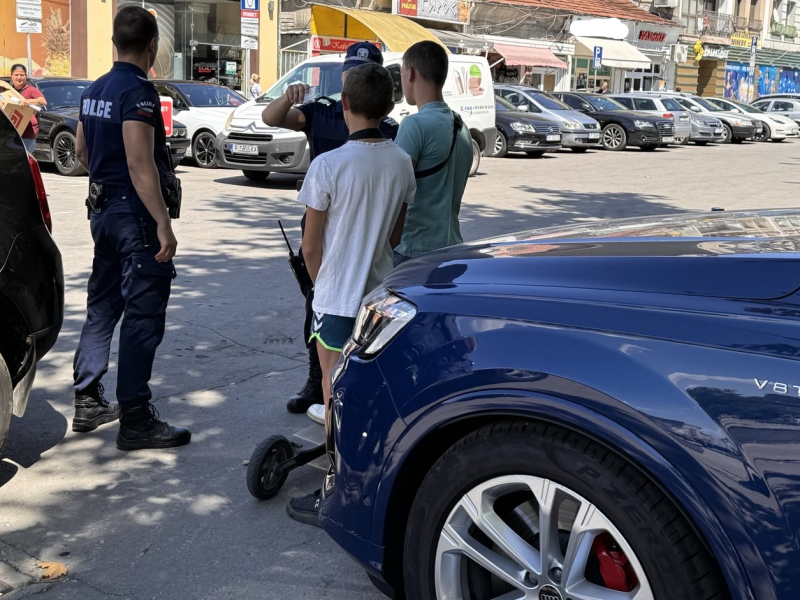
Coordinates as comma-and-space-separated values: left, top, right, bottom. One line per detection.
492, 44, 568, 69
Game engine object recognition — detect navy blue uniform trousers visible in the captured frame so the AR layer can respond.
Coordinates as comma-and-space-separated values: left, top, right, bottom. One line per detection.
73, 195, 176, 409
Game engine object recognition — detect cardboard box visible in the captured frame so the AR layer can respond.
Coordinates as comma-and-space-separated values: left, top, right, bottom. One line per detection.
0, 80, 37, 136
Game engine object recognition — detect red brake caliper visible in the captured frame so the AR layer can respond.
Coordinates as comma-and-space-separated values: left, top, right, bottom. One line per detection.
591, 533, 639, 592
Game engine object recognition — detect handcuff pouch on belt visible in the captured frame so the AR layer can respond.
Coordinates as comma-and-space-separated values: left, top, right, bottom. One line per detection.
86, 182, 106, 218
85, 176, 182, 220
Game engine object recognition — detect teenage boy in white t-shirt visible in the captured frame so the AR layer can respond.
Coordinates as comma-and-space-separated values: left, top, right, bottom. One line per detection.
287, 62, 416, 526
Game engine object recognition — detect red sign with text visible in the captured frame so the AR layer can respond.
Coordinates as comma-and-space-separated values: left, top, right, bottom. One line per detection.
241, 10, 259, 19
398, 0, 418, 17
639, 30, 667, 42
311, 36, 381, 55
160, 97, 173, 137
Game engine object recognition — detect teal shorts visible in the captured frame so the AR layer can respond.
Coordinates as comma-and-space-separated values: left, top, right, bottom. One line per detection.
309, 312, 356, 352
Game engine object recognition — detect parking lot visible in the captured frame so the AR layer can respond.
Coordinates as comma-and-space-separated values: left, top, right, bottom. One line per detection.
1, 139, 799, 599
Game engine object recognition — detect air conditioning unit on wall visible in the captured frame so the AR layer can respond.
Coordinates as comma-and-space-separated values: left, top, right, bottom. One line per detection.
670, 44, 689, 63
653, 0, 680, 7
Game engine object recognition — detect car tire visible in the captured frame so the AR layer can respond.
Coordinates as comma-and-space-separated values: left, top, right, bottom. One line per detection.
242, 170, 270, 181
193, 131, 218, 168
493, 132, 508, 158
641, 144, 659, 151
525, 150, 546, 158
0, 353, 13, 455
602, 123, 628, 151
53, 131, 87, 177
469, 139, 480, 177
403, 421, 727, 600
754, 123, 770, 141
721, 124, 732, 144
570, 147, 589, 153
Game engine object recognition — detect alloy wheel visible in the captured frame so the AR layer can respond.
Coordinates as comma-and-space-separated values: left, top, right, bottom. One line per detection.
435, 475, 653, 600
56, 135, 76, 171
493, 134, 505, 156
194, 132, 217, 168
755, 123, 770, 142
602, 125, 625, 150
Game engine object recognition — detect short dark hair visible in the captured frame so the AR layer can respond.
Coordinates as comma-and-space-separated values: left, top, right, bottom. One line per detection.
403, 41, 448, 88
342, 63, 393, 120
10, 64, 26, 75
113, 6, 159, 54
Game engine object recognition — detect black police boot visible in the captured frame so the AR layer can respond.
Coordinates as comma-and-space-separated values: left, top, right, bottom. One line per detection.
116, 403, 191, 452
287, 344, 323, 414
73, 382, 121, 433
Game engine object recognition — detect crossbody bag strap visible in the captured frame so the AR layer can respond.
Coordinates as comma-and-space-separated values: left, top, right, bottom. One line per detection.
414, 111, 464, 180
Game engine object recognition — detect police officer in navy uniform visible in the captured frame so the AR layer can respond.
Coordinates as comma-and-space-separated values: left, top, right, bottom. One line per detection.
262, 42, 398, 423
72, 5, 190, 451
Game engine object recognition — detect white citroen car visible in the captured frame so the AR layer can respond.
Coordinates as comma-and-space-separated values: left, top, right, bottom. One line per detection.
153, 80, 246, 168
705, 97, 800, 141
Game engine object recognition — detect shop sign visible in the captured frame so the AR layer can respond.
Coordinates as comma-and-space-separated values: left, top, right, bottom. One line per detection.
312, 36, 380, 54
392, 0, 469, 25
624, 22, 679, 53
731, 32, 760, 48
639, 30, 666, 43
226, 61, 237, 75
702, 45, 730, 60
241, 10, 259, 20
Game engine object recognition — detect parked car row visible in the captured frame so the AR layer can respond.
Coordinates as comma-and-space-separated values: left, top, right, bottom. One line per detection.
489, 86, 799, 159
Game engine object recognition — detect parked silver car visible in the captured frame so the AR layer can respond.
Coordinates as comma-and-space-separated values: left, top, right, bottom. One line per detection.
752, 98, 800, 127
644, 93, 748, 144
609, 94, 692, 144
495, 85, 602, 152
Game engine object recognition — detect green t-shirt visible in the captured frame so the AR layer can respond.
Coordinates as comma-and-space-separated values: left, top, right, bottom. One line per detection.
395, 101, 472, 258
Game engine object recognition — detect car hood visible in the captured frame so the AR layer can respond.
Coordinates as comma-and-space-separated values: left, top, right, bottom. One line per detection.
498, 110, 556, 123
385, 210, 800, 301
597, 110, 663, 121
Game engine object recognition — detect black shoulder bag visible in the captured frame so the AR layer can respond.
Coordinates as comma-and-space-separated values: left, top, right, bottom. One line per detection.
414, 111, 465, 180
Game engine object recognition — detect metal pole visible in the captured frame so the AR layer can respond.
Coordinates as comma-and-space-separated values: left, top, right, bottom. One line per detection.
27, 33, 32, 74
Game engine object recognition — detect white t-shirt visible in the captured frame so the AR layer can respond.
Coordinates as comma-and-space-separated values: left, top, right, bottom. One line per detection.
298, 140, 416, 318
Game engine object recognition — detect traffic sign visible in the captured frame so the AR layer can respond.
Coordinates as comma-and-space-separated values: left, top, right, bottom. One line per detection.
17, 4, 42, 18
241, 21, 259, 36
593, 46, 603, 69
241, 0, 259, 10
241, 10, 259, 19
241, 36, 258, 50
16, 18, 41, 34
15, 0, 42, 5
751, 36, 758, 50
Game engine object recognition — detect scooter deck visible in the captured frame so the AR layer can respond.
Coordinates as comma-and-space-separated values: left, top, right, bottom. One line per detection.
289, 424, 326, 449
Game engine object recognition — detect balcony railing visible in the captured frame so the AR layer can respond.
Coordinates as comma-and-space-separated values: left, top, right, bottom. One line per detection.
772, 20, 798, 38
734, 16, 763, 33
684, 10, 735, 37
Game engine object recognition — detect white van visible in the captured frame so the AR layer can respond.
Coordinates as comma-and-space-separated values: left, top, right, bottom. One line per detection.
215, 52, 496, 180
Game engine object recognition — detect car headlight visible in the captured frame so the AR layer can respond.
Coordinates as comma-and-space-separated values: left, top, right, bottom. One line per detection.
634, 120, 655, 129
224, 111, 236, 131
562, 120, 581, 130
733, 119, 751, 127
510, 122, 535, 133
352, 287, 417, 357
691, 117, 705, 126
769, 116, 784, 124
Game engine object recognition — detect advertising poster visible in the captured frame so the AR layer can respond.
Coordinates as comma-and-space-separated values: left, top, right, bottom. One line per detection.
779, 69, 800, 94
1, 0, 70, 76
757, 65, 779, 97
724, 62, 755, 103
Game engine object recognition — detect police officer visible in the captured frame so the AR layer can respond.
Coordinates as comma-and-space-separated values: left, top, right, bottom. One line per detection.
72, 5, 190, 451
262, 43, 398, 424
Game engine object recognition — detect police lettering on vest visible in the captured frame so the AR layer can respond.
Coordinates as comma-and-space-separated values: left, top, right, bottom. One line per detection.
82, 98, 114, 119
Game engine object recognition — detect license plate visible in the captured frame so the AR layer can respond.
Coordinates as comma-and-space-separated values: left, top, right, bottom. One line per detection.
661, 136, 674, 143
588, 133, 600, 139
546, 135, 561, 141
230, 143, 258, 155
714, 128, 723, 134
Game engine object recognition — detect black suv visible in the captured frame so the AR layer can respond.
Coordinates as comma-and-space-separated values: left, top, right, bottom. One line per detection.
0, 113, 65, 453
552, 92, 675, 151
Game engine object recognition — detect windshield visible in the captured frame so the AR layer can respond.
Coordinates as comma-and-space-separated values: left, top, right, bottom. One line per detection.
173, 83, 244, 107
36, 81, 92, 109
495, 97, 517, 111
692, 97, 719, 111
260, 62, 343, 104
585, 95, 627, 111
727, 99, 762, 113
661, 98, 683, 112
530, 93, 570, 111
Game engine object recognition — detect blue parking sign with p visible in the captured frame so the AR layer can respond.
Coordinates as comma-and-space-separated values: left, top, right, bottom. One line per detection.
241, 0, 259, 10
593, 46, 603, 69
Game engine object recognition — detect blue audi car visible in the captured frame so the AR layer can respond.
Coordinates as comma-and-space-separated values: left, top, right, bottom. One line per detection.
320, 210, 800, 600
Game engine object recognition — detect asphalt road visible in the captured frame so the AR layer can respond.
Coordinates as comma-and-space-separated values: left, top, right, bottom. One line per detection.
1, 139, 798, 599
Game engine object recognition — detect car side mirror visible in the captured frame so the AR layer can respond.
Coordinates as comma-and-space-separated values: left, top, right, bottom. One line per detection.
690, 106, 701, 112
518, 105, 529, 112
580, 103, 592, 112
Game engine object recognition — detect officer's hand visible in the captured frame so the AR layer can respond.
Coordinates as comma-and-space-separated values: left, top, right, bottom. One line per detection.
285, 83, 310, 105
156, 222, 178, 263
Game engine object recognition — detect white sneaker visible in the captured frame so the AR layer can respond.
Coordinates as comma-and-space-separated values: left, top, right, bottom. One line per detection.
307, 404, 325, 425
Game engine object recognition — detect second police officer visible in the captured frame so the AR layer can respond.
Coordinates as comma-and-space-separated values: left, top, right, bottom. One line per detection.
262, 42, 398, 425
72, 5, 191, 451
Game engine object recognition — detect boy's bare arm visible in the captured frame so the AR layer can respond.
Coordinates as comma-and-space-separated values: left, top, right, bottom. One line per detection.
389, 204, 409, 249
302, 207, 326, 283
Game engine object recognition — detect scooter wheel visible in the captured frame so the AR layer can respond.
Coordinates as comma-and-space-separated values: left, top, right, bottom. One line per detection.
247, 435, 294, 500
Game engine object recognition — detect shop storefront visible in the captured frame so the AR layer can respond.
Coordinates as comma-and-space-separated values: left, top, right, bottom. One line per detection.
572, 36, 651, 93
620, 22, 681, 92
694, 43, 730, 97
726, 46, 800, 99
485, 36, 571, 92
